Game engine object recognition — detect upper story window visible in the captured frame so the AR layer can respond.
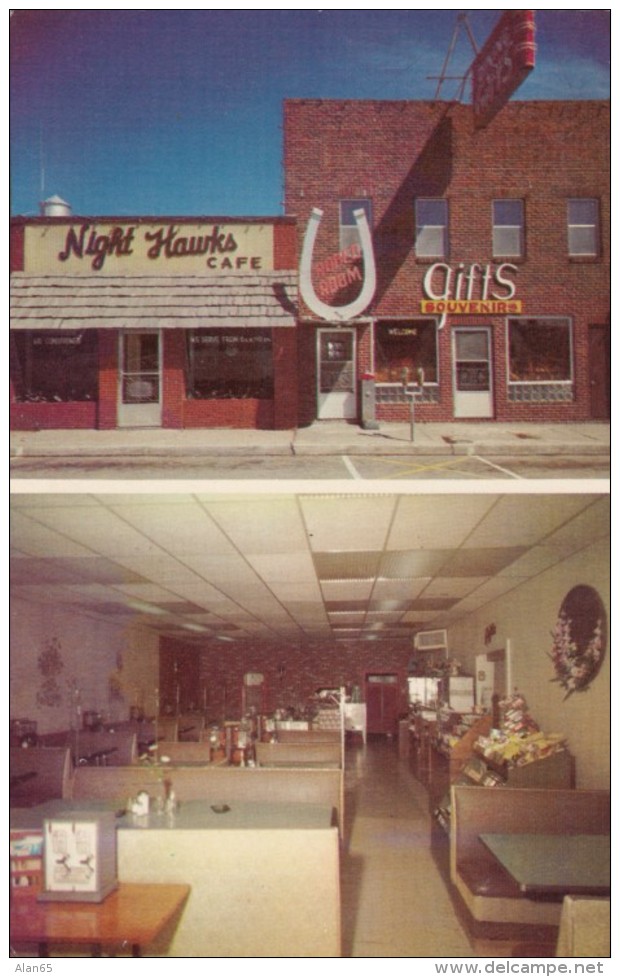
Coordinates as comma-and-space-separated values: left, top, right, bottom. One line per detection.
339, 199, 372, 251
567, 198, 600, 257
415, 198, 448, 258
493, 199, 524, 258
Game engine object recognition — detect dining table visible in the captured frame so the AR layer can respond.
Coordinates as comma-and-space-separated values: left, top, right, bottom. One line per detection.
479, 832, 610, 898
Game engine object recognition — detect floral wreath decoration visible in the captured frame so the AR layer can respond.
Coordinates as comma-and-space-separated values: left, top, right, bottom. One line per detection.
549, 585, 606, 699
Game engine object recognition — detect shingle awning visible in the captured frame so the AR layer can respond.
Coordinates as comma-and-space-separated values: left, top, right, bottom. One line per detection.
10, 273, 298, 330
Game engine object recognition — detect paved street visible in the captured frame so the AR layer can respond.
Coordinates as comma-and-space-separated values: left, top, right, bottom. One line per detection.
9, 451, 610, 481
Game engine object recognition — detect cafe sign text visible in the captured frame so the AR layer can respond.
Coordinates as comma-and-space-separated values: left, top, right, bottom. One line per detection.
23, 222, 274, 276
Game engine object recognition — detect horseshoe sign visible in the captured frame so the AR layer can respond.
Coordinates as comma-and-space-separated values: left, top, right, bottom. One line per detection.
299, 207, 376, 321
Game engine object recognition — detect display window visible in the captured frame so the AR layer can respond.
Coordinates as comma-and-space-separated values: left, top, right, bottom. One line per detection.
186, 328, 274, 399
374, 320, 438, 386
508, 317, 572, 382
10, 330, 98, 403
507, 317, 574, 403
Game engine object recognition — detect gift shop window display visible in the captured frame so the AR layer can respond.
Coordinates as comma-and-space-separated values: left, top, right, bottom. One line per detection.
373, 320, 439, 404
507, 317, 574, 403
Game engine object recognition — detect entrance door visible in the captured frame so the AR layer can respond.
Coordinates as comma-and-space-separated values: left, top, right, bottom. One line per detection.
118, 331, 162, 427
452, 327, 493, 418
588, 325, 610, 419
365, 673, 399, 737
317, 329, 357, 419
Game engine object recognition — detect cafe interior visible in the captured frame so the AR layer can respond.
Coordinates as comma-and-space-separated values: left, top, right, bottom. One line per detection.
10, 489, 610, 958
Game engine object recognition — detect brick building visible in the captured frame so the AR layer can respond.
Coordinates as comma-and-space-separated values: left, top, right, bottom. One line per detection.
10, 214, 298, 431
283, 98, 610, 425
9, 99, 610, 433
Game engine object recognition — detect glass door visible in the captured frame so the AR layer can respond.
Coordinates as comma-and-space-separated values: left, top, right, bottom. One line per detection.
317, 329, 356, 419
118, 330, 162, 427
452, 327, 493, 418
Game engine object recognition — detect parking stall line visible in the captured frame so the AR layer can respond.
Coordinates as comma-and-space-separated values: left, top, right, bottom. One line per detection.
472, 455, 523, 479
342, 455, 363, 479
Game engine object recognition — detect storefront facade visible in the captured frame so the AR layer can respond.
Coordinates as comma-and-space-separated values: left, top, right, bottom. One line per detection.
10, 216, 298, 431
284, 98, 610, 425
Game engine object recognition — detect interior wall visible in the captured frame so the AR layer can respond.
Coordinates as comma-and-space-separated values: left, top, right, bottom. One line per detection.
160, 635, 412, 722
10, 597, 159, 735
445, 536, 610, 789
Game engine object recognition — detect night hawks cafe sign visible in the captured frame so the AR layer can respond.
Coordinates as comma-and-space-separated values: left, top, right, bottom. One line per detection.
23, 221, 273, 275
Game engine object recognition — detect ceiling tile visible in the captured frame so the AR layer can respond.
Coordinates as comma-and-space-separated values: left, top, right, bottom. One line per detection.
111, 500, 239, 557
372, 578, 431, 600
301, 496, 396, 552
380, 550, 450, 577
204, 498, 310, 554
314, 552, 382, 580
422, 576, 488, 598
320, 579, 375, 601
439, 547, 527, 577
464, 495, 595, 548
388, 495, 497, 549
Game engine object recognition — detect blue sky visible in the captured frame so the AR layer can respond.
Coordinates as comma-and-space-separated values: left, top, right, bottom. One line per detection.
10, 9, 610, 217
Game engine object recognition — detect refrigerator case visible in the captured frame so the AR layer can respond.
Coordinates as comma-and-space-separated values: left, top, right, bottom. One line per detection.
407, 677, 440, 707
445, 676, 474, 712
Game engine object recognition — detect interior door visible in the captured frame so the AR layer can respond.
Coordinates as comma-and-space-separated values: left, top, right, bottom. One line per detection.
452, 327, 493, 418
118, 330, 162, 427
317, 329, 357, 419
365, 674, 399, 736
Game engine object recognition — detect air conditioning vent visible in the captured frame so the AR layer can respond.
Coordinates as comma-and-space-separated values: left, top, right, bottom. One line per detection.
414, 629, 448, 651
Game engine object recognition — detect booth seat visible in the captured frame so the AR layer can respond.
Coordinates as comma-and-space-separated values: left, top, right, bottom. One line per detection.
275, 729, 341, 744
10, 747, 73, 807
450, 786, 610, 940
555, 896, 610, 957
255, 740, 342, 768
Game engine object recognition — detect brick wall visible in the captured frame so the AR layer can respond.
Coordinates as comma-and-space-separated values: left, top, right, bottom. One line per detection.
284, 99, 610, 423
161, 635, 412, 721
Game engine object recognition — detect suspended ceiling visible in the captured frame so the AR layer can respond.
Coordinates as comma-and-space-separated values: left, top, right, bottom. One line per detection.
10, 491, 609, 647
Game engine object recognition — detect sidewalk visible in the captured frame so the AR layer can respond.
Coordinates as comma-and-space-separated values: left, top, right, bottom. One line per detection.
9, 421, 610, 458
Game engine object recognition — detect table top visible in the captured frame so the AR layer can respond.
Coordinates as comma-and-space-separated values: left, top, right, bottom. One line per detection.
480, 833, 610, 896
10, 882, 190, 947
11, 798, 336, 832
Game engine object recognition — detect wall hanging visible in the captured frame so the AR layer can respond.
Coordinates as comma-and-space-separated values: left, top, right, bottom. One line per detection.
550, 585, 607, 699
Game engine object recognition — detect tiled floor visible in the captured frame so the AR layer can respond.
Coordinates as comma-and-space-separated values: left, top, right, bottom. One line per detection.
341, 736, 474, 958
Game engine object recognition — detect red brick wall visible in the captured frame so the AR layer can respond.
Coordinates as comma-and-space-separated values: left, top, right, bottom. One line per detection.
162, 332, 186, 429
184, 398, 275, 429
161, 635, 411, 721
97, 330, 118, 429
9, 402, 98, 431
284, 99, 610, 422
273, 220, 297, 270
272, 328, 298, 429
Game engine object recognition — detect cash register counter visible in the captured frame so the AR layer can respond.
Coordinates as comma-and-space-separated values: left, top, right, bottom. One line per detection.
11, 800, 341, 957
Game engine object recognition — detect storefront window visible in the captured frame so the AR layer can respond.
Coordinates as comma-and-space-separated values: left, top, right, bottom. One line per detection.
187, 328, 274, 399
508, 317, 574, 403
508, 318, 572, 382
10, 330, 98, 402
374, 321, 438, 386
